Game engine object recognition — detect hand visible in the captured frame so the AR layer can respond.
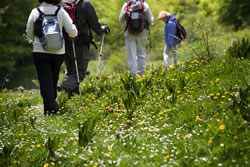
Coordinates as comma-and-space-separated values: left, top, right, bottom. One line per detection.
101, 24, 110, 35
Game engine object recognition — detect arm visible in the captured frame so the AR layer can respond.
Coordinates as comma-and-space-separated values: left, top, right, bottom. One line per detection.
61, 9, 78, 38
26, 9, 35, 43
119, 3, 127, 24
84, 1, 104, 35
166, 21, 177, 46
144, 3, 154, 27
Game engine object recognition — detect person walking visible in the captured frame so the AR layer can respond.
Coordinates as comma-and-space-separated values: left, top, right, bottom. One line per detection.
26, 0, 78, 115
58, 0, 109, 96
119, 0, 154, 77
158, 11, 180, 68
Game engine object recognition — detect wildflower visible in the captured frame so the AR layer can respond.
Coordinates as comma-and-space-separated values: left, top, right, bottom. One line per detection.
165, 155, 170, 159
220, 101, 224, 104
70, 137, 75, 140
196, 116, 200, 121
27, 155, 31, 158
234, 136, 238, 140
210, 93, 214, 97
215, 78, 220, 83
210, 81, 214, 85
44, 163, 49, 167
154, 153, 158, 156
166, 109, 172, 112
208, 139, 213, 144
18, 133, 23, 136
184, 136, 188, 140
219, 124, 225, 131
216, 93, 220, 96
216, 119, 220, 122
158, 111, 164, 115
159, 117, 163, 120
0, 98, 3, 102
208, 123, 211, 128
36, 144, 41, 148
108, 147, 112, 151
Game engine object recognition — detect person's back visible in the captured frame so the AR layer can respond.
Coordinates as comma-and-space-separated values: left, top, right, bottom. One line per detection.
26, 0, 77, 116
158, 11, 180, 68
59, 0, 109, 96
119, 0, 154, 76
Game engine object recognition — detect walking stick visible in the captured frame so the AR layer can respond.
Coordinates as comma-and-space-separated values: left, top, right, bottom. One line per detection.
72, 39, 83, 106
148, 28, 153, 67
95, 25, 110, 89
95, 34, 105, 89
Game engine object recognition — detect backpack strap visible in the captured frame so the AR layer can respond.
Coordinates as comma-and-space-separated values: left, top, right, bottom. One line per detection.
37, 6, 61, 17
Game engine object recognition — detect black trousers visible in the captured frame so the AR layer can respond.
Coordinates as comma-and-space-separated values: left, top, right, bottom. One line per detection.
60, 41, 89, 95
33, 52, 64, 113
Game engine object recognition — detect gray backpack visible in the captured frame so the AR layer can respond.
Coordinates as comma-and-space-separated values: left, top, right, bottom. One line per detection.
36, 6, 63, 51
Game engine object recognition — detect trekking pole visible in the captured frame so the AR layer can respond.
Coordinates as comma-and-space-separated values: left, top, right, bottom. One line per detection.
95, 34, 105, 89
72, 39, 83, 106
148, 28, 153, 67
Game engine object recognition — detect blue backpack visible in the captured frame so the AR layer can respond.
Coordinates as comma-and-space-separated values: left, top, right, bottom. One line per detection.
35, 6, 63, 51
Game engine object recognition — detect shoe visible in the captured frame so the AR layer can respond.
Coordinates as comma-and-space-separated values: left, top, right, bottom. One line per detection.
57, 85, 62, 92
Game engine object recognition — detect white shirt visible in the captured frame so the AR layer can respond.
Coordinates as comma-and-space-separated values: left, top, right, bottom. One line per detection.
119, 2, 154, 39
26, 2, 77, 54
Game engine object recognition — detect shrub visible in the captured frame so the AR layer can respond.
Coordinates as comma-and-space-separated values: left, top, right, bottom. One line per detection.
226, 37, 250, 59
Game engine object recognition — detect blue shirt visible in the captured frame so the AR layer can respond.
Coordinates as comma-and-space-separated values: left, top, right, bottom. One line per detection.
164, 15, 180, 47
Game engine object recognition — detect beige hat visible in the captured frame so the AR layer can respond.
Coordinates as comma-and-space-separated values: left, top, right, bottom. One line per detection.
158, 11, 171, 21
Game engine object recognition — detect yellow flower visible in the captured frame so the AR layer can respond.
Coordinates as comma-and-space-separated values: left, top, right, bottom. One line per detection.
0, 98, 2, 102
234, 136, 238, 140
108, 147, 112, 151
184, 136, 188, 140
18, 133, 23, 136
208, 139, 213, 144
165, 155, 170, 159
70, 137, 75, 140
27, 155, 31, 158
220, 101, 224, 104
166, 109, 172, 112
210, 93, 214, 97
196, 116, 200, 121
154, 153, 158, 156
36, 144, 41, 148
44, 163, 49, 167
216, 93, 220, 96
159, 117, 163, 120
51, 162, 55, 166
208, 123, 212, 128
216, 119, 220, 122
219, 124, 225, 130
158, 111, 164, 115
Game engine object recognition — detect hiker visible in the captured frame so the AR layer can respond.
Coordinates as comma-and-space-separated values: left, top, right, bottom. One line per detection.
58, 0, 110, 96
158, 11, 180, 68
119, 0, 154, 77
26, 0, 78, 115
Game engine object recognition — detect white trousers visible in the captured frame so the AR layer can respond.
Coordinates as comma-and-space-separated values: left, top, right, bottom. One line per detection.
163, 45, 178, 67
126, 37, 147, 76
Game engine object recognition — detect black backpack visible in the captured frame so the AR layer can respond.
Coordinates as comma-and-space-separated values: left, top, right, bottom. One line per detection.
175, 19, 186, 41
125, 0, 145, 33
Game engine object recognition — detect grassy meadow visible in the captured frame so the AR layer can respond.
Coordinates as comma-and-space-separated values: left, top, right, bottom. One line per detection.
0, 28, 250, 167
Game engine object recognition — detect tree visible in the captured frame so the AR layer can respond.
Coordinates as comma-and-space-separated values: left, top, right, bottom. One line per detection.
199, 0, 250, 31
0, 0, 37, 85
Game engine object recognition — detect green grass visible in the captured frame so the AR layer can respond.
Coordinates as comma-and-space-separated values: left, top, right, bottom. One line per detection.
0, 46, 249, 166
1, 29, 250, 167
